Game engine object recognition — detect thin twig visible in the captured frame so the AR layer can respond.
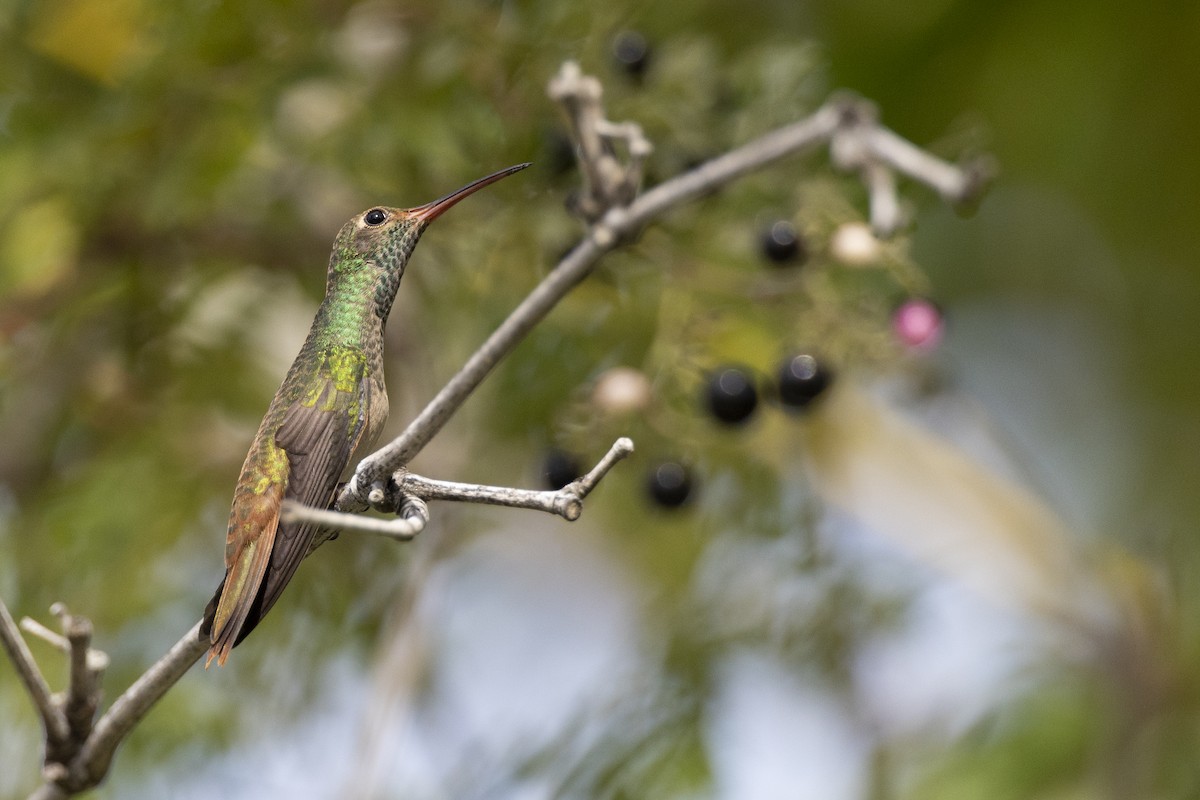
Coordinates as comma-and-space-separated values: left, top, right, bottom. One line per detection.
864, 124, 984, 201
55, 606, 104, 744
19, 617, 69, 653
23, 611, 112, 670
399, 474, 584, 519
313, 438, 632, 534
573, 435, 636, 497
16, 622, 206, 798
548, 62, 652, 220
0, 599, 68, 743
281, 496, 429, 541
400, 435, 632, 520
863, 160, 902, 234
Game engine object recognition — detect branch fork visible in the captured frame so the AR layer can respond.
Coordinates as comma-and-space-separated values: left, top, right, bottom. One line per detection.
0, 600, 151, 798
826, 92, 994, 234
549, 60, 653, 222
285, 437, 634, 539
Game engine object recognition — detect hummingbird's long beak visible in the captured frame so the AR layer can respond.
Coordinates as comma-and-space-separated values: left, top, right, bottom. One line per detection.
408, 162, 531, 223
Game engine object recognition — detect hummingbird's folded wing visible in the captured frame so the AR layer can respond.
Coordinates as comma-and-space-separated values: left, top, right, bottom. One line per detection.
256, 369, 370, 623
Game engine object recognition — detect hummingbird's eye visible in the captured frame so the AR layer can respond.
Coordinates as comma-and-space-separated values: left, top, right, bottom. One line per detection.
364, 208, 388, 226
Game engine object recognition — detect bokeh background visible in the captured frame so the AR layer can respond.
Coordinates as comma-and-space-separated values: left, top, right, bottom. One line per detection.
2, 0, 1198, 798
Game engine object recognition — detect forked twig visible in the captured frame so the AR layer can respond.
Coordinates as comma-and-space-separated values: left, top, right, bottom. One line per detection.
288, 438, 634, 536
548, 61, 653, 221
0, 599, 68, 744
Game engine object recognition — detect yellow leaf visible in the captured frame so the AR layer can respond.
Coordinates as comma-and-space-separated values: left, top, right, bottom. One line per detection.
27, 0, 149, 85
1, 198, 80, 296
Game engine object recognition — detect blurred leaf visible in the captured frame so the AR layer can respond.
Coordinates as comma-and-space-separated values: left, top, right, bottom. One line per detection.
26, 0, 151, 86
0, 197, 79, 295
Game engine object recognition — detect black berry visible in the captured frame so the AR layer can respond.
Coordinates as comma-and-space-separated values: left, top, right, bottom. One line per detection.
612, 31, 650, 79
706, 366, 759, 425
647, 461, 692, 508
364, 208, 388, 226
777, 354, 832, 410
760, 220, 804, 264
541, 449, 581, 490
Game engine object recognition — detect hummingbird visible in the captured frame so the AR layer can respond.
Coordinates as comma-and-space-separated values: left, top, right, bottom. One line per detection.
200, 163, 530, 667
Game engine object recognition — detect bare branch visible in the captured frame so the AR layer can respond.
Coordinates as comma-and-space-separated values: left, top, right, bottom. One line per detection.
826, 93, 993, 233
401, 436, 633, 520
10, 620, 207, 798
282, 494, 429, 541
20, 606, 113, 750
306, 438, 632, 536
549, 61, 652, 221
337, 231, 606, 510
398, 473, 584, 520
863, 123, 986, 202
7, 604, 205, 796
74, 624, 207, 786
572, 436, 636, 498
53, 605, 108, 745
19, 617, 70, 652
0, 598, 69, 743
863, 160, 902, 235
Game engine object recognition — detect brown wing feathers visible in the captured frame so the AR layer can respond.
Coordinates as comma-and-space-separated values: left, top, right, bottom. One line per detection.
204, 374, 367, 665
256, 384, 361, 624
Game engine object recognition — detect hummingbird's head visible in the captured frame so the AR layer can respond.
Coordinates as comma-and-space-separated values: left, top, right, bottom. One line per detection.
332, 205, 427, 277
326, 163, 531, 316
